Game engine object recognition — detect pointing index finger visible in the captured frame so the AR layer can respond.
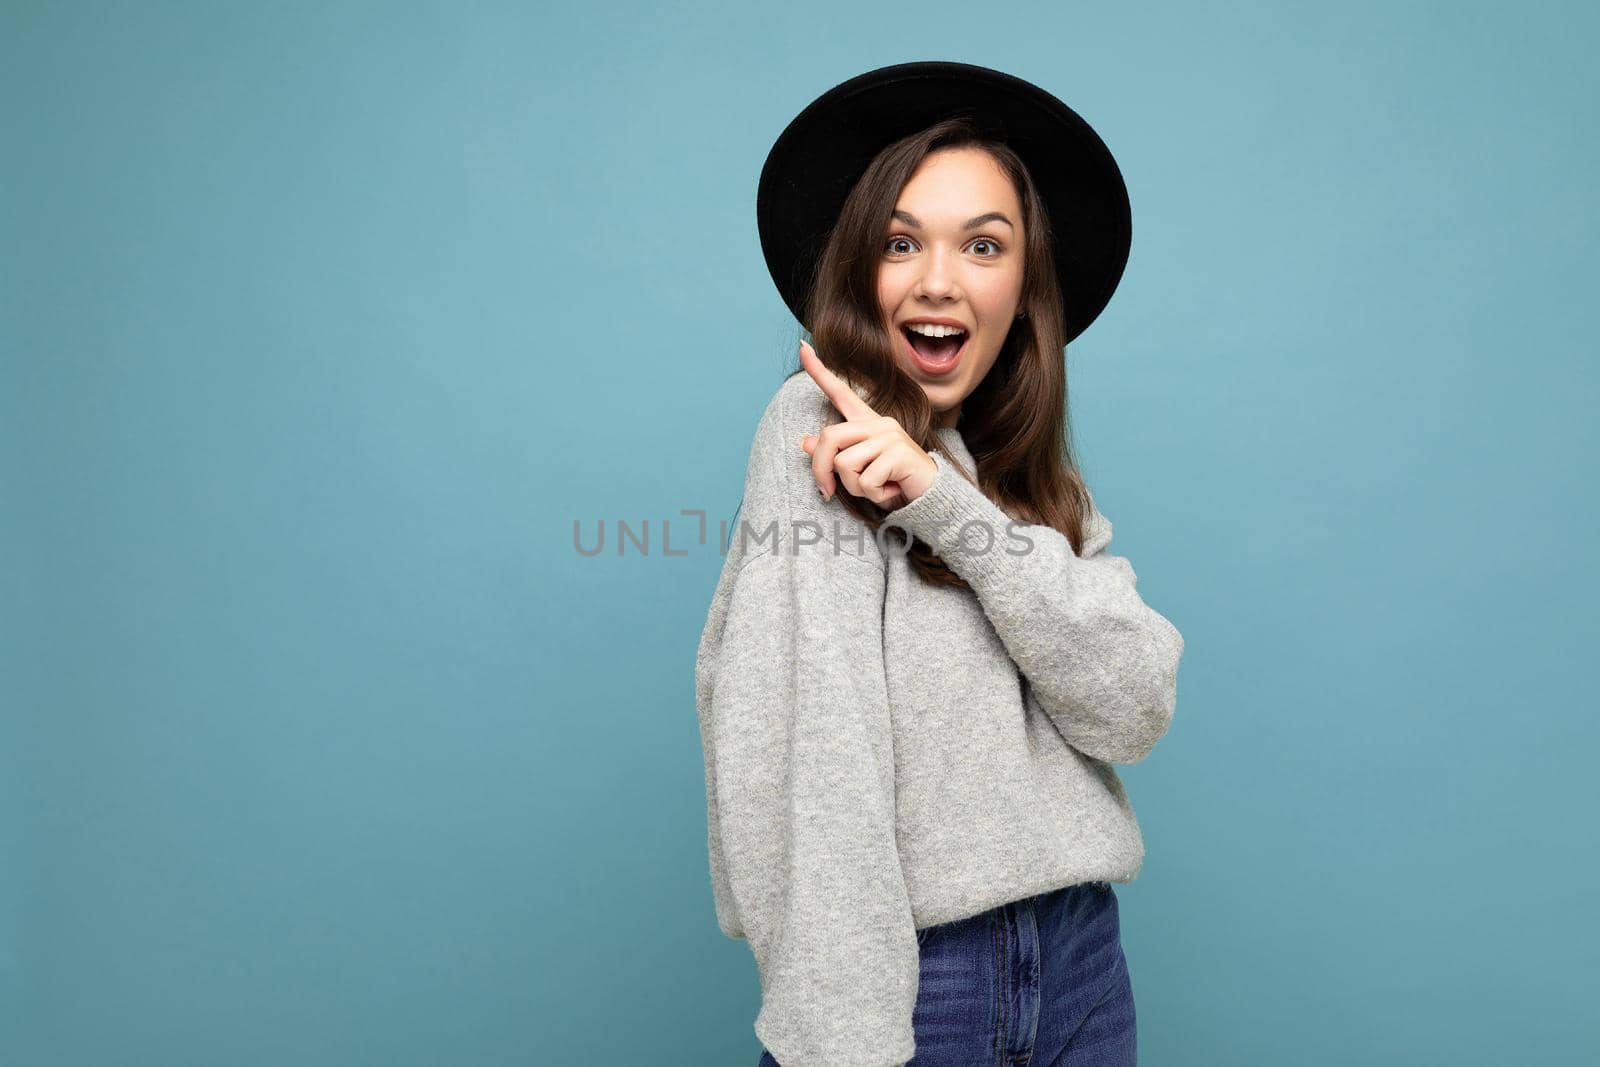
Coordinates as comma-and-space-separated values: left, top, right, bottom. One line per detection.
799, 340, 877, 422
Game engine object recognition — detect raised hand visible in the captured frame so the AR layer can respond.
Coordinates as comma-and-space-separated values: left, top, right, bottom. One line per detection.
797, 339, 938, 510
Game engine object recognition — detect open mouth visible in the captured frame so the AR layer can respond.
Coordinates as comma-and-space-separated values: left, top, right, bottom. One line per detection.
900, 324, 968, 376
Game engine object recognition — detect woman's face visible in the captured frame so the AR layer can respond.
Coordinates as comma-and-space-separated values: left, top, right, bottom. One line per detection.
877, 146, 1026, 428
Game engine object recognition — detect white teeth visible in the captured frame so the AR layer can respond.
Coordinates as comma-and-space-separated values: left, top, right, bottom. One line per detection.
905, 322, 967, 338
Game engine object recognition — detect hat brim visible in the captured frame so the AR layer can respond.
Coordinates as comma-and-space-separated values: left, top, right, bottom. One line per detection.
757, 60, 1132, 347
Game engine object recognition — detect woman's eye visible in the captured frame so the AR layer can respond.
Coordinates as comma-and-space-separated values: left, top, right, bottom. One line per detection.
884, 236, 1003, 257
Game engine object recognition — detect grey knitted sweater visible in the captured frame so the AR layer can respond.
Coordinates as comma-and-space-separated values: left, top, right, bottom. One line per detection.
694, 371, 1185, 1066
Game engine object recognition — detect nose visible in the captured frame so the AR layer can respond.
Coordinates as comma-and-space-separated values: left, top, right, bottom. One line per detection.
912, 246, 961, 304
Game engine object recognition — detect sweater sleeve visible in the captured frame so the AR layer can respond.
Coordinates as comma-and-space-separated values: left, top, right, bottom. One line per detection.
887, 450, 1185, 765
701, 546, 919, 1067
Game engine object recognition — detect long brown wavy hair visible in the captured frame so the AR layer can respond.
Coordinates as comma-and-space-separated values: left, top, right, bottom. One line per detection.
789, 115, 1095, 589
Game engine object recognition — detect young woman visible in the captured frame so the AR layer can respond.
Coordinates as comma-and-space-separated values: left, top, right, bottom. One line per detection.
695, 62, 1185, 1067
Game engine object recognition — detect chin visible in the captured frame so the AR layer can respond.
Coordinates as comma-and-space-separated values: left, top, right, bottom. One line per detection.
922, 388, 963, 415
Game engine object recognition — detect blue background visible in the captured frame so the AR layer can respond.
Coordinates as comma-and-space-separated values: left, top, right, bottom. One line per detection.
5, 1, 1596, 1063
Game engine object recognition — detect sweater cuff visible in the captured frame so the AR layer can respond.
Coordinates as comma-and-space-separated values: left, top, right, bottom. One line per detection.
886, 450, 1021, 587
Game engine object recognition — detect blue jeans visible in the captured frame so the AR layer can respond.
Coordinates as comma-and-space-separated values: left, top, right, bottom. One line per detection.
759, 880, 1135, 1066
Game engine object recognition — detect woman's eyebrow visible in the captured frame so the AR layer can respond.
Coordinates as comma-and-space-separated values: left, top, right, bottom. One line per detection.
891, 209, 1015, 231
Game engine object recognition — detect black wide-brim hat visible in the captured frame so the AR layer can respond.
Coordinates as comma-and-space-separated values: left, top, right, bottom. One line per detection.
757, 60, 1132, 347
